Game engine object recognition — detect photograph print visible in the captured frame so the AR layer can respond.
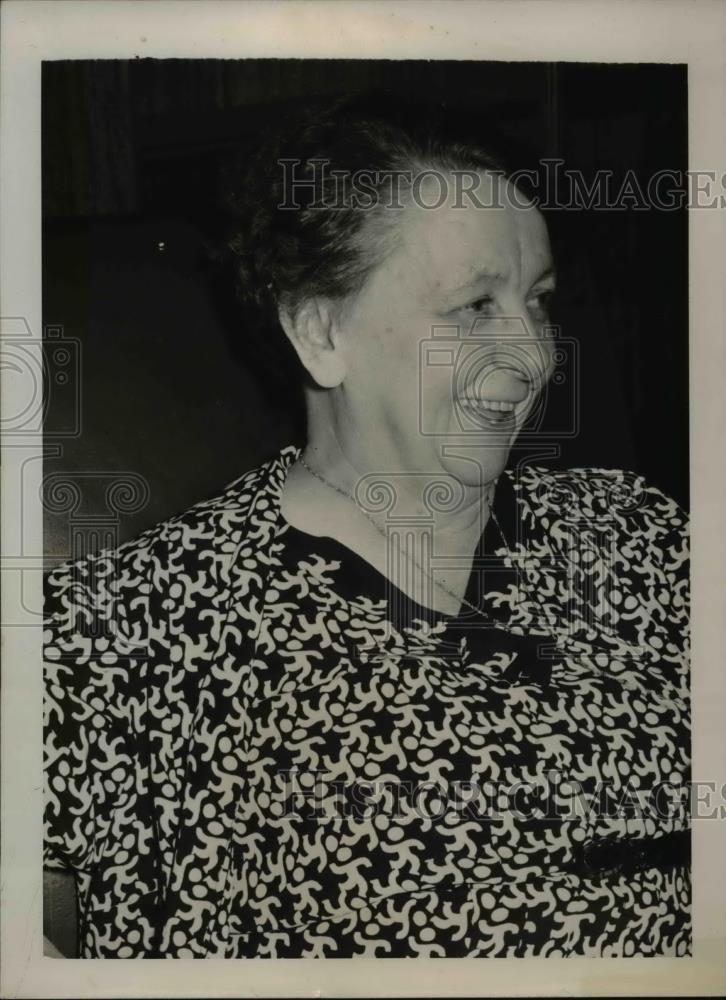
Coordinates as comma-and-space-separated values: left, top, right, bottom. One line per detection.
41, 57, 691, 959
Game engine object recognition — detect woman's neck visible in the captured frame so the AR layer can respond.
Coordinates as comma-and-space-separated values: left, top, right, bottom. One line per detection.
301, 422, 493, 559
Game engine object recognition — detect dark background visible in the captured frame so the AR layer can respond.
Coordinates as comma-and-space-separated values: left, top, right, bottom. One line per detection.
42, 59, 689, 565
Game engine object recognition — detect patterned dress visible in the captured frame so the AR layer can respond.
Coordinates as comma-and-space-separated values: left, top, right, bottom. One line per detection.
43, 444, 691, 958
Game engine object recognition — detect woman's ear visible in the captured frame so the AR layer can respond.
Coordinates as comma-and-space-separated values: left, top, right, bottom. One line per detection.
278, 299, 347, 388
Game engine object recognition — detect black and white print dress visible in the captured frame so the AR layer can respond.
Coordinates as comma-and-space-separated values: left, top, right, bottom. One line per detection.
43, 444, 691, 958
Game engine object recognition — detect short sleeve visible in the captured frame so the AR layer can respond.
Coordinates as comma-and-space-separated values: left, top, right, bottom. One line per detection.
43, 523, 168, 873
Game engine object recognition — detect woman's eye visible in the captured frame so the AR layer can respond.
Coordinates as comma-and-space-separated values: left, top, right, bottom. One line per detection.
461, 295, 495, 315
528, 289, 555, 319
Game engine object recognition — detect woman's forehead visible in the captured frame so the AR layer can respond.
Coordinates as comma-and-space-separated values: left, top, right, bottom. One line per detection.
391, 186, 552, 293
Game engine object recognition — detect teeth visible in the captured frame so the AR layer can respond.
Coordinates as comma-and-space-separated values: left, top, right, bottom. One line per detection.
460, 397, 516, 413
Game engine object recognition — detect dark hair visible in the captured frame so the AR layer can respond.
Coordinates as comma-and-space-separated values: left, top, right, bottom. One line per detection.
222, 91, 534, 384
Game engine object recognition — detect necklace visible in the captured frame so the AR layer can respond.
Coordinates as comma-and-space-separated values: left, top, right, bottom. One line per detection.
297, 453, 509, 622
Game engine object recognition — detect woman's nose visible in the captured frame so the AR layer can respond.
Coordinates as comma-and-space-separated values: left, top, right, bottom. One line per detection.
516, 332, 556, 389
487, 314, 555, 389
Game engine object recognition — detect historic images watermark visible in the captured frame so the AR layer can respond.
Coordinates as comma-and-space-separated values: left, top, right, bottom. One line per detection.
417, 319, 577, 442
273, 768, 709, 823
335, 312, 643, 644
278, 158, 723, 212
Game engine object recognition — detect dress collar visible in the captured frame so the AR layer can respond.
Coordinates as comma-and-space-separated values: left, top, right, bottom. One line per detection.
263, 442, 518, 548
260, 443, 522, 637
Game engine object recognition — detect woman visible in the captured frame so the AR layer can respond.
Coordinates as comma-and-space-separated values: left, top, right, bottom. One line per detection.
43, 96, 690, 958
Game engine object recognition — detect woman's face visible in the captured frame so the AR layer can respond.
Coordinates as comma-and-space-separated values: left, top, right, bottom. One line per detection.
330, 170, 557, 489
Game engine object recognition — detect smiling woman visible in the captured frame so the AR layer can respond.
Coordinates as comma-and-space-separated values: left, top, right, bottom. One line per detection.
43, 92, 691, 958
231, 97, 560, 614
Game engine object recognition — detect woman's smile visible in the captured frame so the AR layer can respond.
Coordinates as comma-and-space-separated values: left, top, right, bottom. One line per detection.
455, 390, 531, 427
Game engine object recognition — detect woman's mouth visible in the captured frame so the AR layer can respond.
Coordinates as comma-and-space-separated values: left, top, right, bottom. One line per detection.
457, 396, 519, 424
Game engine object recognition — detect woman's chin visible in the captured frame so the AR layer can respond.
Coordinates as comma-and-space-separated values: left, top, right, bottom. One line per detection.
436, 445, 510, 489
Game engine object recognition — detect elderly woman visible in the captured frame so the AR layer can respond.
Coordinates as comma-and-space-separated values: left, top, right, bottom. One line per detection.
43, 96, 690, 958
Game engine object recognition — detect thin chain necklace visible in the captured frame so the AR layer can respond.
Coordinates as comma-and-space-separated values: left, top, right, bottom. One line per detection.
297, 453, 510, 622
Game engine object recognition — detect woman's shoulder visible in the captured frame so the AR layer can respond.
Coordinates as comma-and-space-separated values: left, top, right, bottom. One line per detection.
501, 464, 688, 590
503, 465, 689, 668
43, 445, 300, 631
503, 463, 687, 530
47, 446, 297, 577
149, 444, 296, 541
